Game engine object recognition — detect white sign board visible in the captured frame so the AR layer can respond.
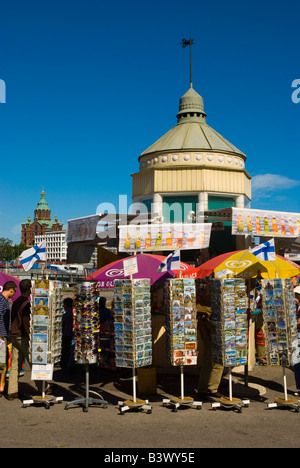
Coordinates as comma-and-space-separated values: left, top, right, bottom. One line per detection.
232, 207, 300, 238
119, 223, 211, 252
31, 364, 54, 381
123, 257, 138, 277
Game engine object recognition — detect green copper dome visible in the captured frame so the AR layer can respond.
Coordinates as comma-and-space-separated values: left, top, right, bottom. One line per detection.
36, 190, 50, 211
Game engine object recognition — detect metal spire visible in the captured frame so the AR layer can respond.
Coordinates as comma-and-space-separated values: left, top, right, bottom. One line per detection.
179, 35, 194, 88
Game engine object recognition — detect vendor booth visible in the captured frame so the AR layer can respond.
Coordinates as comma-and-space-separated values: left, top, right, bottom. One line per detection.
65, 206, 300, 411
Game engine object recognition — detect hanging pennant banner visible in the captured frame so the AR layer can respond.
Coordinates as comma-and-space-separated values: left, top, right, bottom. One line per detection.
232, 207, 300, 238
119, 223, 211, 252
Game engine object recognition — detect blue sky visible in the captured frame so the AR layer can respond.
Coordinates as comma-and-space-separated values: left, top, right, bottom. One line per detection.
0, 0, 300, 243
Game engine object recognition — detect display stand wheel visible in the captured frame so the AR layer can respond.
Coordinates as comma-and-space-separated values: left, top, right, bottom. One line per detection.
162, 367, 203, 412
267, 368, 300, 412
118, 399, 152, 415
220, 397, 242, 405
118, 368, 153, 415
211, 397, 250, 413
171, 396, 194, 405
123, 399, 146, 407
64, 363, 108, 412
275, 397, 299, 405
163, 397, 202, 412
268, 398, 300, 412
211, 368, 250, 413
22, 395, 63, 410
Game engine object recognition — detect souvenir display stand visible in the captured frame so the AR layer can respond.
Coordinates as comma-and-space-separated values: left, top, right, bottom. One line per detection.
64, 282, 108, 412
262, 279, 300, 412
162, 279, 202, 412
113, 278, 153, 415
23, 280, 64, 409
210, 279, 250, 412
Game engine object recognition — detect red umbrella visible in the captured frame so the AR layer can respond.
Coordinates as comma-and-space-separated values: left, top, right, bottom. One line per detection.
87, 254, 198, 288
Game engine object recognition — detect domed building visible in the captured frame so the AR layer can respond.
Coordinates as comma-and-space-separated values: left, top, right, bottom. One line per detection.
131, 83, 251, 254
21, 190, 63, 246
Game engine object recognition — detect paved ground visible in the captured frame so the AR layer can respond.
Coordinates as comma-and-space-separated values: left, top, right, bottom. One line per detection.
0, 363, 300, 449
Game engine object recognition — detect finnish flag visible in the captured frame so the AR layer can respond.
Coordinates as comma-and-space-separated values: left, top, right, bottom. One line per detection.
156, 249, 181, 273
250, 238, 276, 261
19, 241, 47, 272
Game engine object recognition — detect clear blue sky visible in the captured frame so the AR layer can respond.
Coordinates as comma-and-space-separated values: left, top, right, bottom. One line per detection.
0, 0, 300, 243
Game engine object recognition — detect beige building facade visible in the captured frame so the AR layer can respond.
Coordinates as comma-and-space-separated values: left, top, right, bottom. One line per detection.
132, 86, 251, 227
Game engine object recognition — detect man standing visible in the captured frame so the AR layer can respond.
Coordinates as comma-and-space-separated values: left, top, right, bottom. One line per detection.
7, 279, 32, 400
0, 281, 17, 395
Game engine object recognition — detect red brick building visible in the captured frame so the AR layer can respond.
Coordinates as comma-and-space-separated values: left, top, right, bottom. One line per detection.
21, 190, 63, 246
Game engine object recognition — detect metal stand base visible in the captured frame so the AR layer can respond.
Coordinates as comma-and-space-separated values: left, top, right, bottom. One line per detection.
163, 397, 203, 412
267, 398, 300, 412
65, 394, 108, 412
118, 399, 152, 414
267, 368, 300, 412
211, 397, 250, 413
211, 368, 250, 413
64, 362, 108, 412
22, 395, 63, 410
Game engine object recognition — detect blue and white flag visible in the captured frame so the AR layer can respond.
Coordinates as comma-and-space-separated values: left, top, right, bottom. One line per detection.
156, 249, 181, 273
19, 241, 47, 272
250, 238, 276, 261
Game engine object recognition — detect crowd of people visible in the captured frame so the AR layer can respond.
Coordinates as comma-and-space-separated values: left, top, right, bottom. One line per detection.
0, 278, 299, 401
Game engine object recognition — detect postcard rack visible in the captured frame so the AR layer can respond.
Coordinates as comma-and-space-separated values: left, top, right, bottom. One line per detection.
113, 278, 153, 415
65, 282, 108, 412
210, 279, 250, 412
262, 279, 300, 412
163, 279, 202, 412
24, 279, 64, 409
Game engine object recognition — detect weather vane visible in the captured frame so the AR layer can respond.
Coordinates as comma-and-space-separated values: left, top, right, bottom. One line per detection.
179, 35, 194, 88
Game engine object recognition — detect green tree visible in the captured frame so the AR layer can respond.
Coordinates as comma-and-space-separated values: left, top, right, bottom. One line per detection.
0, 238, 27, 261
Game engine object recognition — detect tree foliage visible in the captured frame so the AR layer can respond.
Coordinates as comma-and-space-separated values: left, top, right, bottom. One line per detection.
0, 238, 27, 261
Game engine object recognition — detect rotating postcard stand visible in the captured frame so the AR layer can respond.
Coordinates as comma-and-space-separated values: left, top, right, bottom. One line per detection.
23, 280, 63, 409
263, 279, 300, 412
64, 282, 108, 412
210, 279, 250, 413
163, 279, 202, 412
113, 276, 153, 415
